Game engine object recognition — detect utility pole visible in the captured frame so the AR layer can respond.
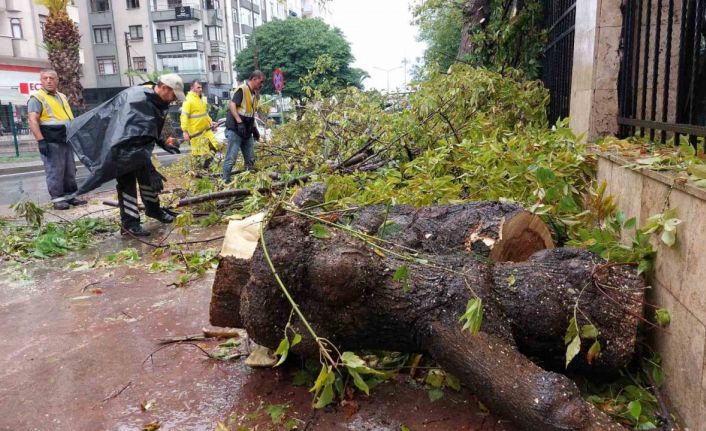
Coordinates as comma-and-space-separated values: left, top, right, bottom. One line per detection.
125, 32, 134, 86
401, 58, 409, 90
250, 1, 259, 69
373, 66, 401, 94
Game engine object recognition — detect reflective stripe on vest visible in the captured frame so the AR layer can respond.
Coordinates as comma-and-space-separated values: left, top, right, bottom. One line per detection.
34, 89, 74, 125
236, 83, 258, 117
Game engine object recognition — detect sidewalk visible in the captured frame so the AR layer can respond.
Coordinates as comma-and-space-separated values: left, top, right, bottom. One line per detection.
0, 146, 192, 176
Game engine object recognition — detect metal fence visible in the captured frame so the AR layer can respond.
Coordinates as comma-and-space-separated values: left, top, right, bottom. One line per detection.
542, 0, 577, 124
0, 103, 34, 157
618, 0, 706, 146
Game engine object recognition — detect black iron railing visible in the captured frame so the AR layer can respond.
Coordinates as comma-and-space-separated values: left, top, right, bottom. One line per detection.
618, 0, 706, 147
542, 0, 577, 124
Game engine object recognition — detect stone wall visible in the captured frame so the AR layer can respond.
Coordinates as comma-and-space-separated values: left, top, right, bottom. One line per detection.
597, 153, 706, 429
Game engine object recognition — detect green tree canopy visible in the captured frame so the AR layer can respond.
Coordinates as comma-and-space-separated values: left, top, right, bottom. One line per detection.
413, 0, 464, 73
234, 17, 367, 101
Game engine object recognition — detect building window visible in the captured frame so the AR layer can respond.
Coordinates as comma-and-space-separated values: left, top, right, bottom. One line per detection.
167, 0, 182, 7
234, 36, 241, 52
240, 9, 252, 27
156, 29, 167, 44
39, 15, 47, 39
126, 0, 140, 8
90, 0, 110, 12
206, 25, 222, 41
205, 0, 220, 9
129, 25, 143, 40
157, 53, 203, 73
97, 56, 117, 75
170, 25, 185, 41
209, 56, 225, 71
10, 18, 22, 39
93, 26, 112, 44
133, 56, 147, 72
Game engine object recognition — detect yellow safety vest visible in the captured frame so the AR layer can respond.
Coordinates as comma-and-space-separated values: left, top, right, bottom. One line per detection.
235, 83, 258, 117
33, 88, 74, 125
180, 91, 211, 136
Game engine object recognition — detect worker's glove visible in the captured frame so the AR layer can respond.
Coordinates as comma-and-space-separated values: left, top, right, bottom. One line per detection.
37, 139, 49, 157
236, 122, 248, 138
156, 138, 180, 154
252, 126, 261, 142
148, 165, 167, 193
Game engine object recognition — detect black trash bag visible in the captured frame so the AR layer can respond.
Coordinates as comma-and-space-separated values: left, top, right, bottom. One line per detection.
66, 86, 170, 195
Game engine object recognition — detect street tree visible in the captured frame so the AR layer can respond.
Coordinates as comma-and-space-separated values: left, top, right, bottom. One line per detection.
36, 0, 83, 106
234, 18, 367, 104
412, 0, 546, 79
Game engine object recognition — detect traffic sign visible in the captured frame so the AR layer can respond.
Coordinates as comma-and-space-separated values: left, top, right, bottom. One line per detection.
273, 68, 285, 92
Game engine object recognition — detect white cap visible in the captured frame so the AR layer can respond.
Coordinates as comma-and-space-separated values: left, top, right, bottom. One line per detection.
158, 73, 186, 101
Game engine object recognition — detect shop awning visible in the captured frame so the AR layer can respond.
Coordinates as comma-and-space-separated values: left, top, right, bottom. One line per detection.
0, 88, 29, 105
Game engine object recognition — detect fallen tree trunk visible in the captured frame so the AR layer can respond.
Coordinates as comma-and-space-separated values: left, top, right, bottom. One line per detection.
211, 203, 645, 430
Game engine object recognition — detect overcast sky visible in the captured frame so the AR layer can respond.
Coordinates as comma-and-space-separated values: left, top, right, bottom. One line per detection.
328, 0, 426, 92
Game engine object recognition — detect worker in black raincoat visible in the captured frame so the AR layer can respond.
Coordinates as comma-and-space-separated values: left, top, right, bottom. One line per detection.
66, 74, 185, 236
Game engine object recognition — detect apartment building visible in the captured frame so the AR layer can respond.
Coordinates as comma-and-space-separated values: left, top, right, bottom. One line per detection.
0, 0, 81, 104
78, 0, 329, 106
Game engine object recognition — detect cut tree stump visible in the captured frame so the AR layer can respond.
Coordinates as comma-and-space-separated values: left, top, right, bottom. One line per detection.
210, 202, 645, 431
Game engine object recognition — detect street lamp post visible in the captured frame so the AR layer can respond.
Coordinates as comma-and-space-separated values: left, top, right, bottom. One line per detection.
373, 66, 401, 94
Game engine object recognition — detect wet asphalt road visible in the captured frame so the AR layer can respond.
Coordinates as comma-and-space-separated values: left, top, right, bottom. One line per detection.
0, 154, 181, 206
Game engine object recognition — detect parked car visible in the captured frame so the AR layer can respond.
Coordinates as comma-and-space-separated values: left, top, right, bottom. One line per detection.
214, 117, 271, 146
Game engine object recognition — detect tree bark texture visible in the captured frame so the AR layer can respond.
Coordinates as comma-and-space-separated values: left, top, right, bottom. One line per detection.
458, 0, 492, 58
211, 203, 645, 430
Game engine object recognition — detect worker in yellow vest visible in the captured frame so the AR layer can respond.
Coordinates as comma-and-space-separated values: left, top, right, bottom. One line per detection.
222, 70, 265, 182
28, 69, 86, 210
180, 80, 220, 172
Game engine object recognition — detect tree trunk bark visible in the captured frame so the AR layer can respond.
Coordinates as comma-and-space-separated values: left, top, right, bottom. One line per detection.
211, 204, 645, 430
458, 0, 492, 58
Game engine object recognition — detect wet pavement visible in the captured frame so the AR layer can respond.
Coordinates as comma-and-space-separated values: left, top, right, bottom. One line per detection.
0, 200, 515, 431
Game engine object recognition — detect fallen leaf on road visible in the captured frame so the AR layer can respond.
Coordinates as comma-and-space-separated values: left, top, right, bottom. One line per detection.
140, 399, 156, 412
142, 421, 160, 431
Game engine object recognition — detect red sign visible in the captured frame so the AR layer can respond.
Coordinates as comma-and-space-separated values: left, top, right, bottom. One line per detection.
272, 68, 285, 92
19, 82, 42, 94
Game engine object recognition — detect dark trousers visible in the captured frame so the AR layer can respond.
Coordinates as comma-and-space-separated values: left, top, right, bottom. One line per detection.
40, 141, 77, 202
116, 169, 161, 228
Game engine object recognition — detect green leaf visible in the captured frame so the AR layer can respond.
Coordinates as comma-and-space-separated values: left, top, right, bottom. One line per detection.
580, 324, 598, 339
274, 336, 290, 367
535, 167, 556, 183
459, 298, 483, 335
655, 308, 671, 327
264, 403, 289, 424
348, 368, 370, 395
425, 369, 445, 388
314, 381, 335, 408
565, 334, 581, 368
292, 369, 311, 386
400, 426, 411, 431
627, 400, 642, 420
564, 316, 579, 345
291, 333, 302, 348
393, 265, 411, 293
445, 372, 461, 391
427, 388, 444, 402
310, 223, 331, 239
623, 217, 637, 229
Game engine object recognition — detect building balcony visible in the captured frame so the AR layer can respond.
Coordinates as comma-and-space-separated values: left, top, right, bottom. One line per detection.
205, 8, 223, 25
92, 42, 118, 58
210, 70, 229, 85
240, 0, 259, 13
155, 39, 205, 54
88, 9, 114, 26
151, 3, 201, 22
240, 24, 252, 34
208, 40, 226, 56
2, 0, 21, 12
178, 70, 208, 82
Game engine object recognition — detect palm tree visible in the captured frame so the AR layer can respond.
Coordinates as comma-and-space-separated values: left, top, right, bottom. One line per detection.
36, 0, 83, 107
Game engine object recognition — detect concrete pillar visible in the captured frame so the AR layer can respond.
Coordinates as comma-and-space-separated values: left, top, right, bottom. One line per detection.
569, 0, 623, 140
